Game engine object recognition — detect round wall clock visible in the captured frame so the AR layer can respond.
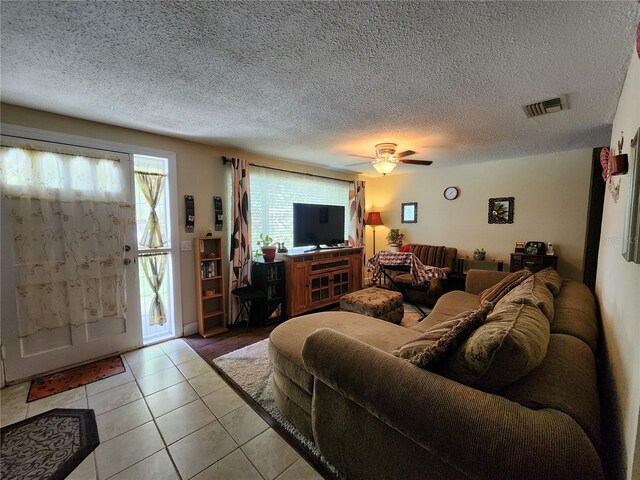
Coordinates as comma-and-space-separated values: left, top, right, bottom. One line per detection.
444, 186, 459, 200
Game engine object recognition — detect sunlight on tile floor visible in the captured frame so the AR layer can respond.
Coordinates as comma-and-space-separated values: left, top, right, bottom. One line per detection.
0, 339, 323, 480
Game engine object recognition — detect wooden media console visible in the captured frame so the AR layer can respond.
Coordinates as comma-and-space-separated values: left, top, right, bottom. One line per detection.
283, 247, 364, 317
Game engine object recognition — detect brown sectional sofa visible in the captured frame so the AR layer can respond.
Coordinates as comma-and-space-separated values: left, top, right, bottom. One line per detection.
385, 244, 457, 306
268, 269, 603, 480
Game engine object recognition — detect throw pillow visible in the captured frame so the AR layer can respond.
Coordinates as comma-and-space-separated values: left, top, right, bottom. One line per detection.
439, 301, 550, 392
400, 243, 411, 253
393, 311, 472, 359
479, 269, 532, 304
534, 267, 562, 296
395, 302, 494, 369
495, 275, 555, 321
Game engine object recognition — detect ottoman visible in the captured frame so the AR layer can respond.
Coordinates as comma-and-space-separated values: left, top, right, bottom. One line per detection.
340, 287, 404, 323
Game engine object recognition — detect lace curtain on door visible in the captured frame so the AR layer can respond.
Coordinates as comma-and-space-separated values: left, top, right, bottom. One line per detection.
0, 146, 129, 337
140, 253, 167, 326
135, 171, 168, 326
135, 171, 166, 248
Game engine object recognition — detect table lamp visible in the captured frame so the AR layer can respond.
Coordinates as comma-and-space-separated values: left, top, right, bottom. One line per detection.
366, 211, 384, 255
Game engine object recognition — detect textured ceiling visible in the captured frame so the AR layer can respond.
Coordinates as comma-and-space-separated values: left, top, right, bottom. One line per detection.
1, 1, 638, 174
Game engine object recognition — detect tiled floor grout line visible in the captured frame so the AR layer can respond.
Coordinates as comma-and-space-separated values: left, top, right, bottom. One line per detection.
129, 349, 194, 480
159, 340, 270, 480
105, 343, 246, 480
99, 349, 191, 479
4, 339, 311, 480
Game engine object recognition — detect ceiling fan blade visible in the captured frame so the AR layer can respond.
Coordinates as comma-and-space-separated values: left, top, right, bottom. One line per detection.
345, 160, 373, 167
398, 159, 433, 166
349, 154, 375, 159
396, 150, 417, 159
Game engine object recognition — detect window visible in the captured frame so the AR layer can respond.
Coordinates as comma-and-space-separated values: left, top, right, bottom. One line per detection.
134, 154, 175, 344
250, 167, 350, 252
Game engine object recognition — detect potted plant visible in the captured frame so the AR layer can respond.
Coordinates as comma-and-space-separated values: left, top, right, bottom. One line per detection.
386, 229, 404, 253
257, 233, 277, 262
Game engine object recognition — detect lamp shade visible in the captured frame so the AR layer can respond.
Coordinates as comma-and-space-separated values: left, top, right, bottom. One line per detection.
366, 211, 384, 226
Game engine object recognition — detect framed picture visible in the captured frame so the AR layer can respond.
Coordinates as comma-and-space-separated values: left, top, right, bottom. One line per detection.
401, 202, 418, 223
488, 197, 514, 224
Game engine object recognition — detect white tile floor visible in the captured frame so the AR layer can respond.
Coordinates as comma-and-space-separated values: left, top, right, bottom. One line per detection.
0, 339, 324, 480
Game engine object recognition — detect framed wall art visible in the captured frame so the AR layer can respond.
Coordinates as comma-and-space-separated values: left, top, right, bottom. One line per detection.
488, 197, 514, 224
401, 202, 418, 223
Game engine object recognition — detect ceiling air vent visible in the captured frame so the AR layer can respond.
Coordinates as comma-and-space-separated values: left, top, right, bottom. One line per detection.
522, 95, 568, 118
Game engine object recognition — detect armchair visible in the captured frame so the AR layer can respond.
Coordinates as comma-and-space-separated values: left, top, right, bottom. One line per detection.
385, 244, 457, 306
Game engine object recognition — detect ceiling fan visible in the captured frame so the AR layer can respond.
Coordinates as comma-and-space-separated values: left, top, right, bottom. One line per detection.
347, 143, 433, 175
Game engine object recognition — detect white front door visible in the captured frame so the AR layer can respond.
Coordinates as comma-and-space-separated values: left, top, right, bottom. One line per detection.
1, 140, 142, 382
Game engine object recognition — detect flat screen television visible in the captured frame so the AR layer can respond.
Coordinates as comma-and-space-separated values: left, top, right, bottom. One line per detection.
293, 203, 346, 249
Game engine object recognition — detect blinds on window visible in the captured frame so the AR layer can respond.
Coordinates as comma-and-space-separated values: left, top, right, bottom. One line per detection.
250, 167, 350, 252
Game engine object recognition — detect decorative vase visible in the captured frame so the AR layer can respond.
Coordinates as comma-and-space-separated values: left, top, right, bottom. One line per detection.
389, 244, 401, 253
261, 246, 277, 262
473, 251, 486, 260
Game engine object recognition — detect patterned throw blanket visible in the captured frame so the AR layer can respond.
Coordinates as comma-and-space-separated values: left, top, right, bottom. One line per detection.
367, 252, 447, 285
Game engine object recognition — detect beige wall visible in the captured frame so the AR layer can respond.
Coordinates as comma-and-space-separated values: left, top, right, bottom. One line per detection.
365, 148, 593, 280
0, 103, 356, 334
595, 50, 640, 480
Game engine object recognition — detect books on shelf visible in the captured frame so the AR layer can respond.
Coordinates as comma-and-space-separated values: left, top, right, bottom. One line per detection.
201, 260, 219, 278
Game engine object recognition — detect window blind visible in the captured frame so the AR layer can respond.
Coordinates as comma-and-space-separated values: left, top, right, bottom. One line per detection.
250, 166, 350, 252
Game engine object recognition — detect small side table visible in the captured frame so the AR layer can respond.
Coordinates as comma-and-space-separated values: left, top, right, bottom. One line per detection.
510, 253, 558, 273
448, 272, 467, 291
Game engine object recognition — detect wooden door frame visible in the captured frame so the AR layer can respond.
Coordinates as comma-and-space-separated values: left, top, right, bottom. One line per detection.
582, 147, 606, 292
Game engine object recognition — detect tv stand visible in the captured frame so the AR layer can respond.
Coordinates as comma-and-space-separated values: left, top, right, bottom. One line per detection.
303, 245, 347, 252
284, 247, 364, 317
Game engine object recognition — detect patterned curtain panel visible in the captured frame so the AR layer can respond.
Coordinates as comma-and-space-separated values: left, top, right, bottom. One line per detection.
140, 253, 167, 326
135, 171, 166, 248
227, 157, 251, 325
348, 180, 366, 247
0, 146, 129, 337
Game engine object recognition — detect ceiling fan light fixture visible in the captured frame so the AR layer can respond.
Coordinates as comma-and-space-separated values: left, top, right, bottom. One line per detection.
371, 142, 398, 174
372, 157, 397, 175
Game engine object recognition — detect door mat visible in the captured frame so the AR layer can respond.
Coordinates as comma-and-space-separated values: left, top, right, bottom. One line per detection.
1, 408, 100, 480
28, 356, 126, 402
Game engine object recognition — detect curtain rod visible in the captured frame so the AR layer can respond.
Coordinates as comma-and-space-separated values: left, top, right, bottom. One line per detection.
222, 156, 353, 184
2, 134, 130, 157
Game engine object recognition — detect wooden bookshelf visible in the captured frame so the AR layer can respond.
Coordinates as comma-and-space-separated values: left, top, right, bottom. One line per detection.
194, 237, 227, 337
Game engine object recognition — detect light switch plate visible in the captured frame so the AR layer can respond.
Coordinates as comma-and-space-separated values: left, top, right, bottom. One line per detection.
180, 240, 192, 252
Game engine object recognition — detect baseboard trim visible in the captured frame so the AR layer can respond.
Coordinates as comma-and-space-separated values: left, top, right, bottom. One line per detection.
183, 322, 198, 336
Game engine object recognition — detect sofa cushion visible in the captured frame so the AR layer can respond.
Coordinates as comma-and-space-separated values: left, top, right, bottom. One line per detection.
498, 334, 600, 449
440, 301, 550, 392
269, 311, 419, 394
550, 280, 599, 354
495, 275, 555, 321
411, 290, 481, 334
393, 310, 472, 358
397, 302, 494, 368
479, 269, 532, 304
534, 267, 562, 296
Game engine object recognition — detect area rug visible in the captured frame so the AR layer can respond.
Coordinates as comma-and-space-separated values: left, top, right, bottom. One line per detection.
213, 339, 345, 479
28, 356, 126, 402
0, 408, 99, 480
